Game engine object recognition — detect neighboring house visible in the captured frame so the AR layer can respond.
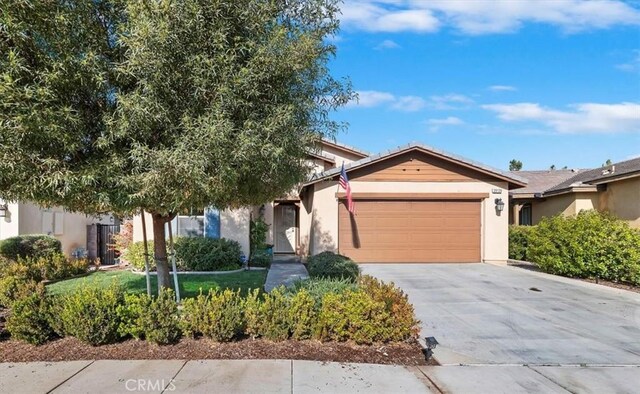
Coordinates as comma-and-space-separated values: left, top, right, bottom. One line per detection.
510, 157, 640, 228
133, 139, 527, 264
0, 200, 115, 258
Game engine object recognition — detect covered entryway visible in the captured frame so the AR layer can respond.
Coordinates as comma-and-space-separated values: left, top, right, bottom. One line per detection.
339, 199, 481, 263
274, 203, 298, 254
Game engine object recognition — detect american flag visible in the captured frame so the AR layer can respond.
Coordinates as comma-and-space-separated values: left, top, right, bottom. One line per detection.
339, 163, 355, 214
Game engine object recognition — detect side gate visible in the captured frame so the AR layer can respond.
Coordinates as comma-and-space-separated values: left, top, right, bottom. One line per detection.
97, 223, 120, 265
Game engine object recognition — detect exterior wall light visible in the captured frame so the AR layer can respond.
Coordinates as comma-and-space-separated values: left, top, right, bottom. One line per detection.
0, 203, 8, 218
495, 198, 505, 212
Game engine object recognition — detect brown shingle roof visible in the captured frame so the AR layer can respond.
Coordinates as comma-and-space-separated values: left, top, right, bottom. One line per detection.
510, 169, 586, 196
512, 157, 640, 197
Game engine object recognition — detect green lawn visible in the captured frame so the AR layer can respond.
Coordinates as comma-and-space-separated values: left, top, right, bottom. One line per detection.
46, 270, 267, 298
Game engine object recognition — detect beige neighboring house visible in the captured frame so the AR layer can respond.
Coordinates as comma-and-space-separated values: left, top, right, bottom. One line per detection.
510, 157, 640, 228
134, 140, 527, 264
0, 200, 115, 258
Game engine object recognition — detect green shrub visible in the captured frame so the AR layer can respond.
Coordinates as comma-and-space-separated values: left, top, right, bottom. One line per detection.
22, 253, 88, 281
359, 275, 420, 341
0, 235, 62, 260
316, 290, 389, 344
286, 278, 357, 308
307, 251, 359, 282
0, 275, 40, 308
122, 240, 154, 271
527, 211, 640, 285
250, 217, 269, 256
288, 289, 316, 340
252, 287, 291, 341
175, 237, 242, 271
180, 289, 244, 342
56, 283, 124, 345
6, 284, 54, 345
509, 225, 535, 261
118, 289, 181, 345
250, 249, 272, 268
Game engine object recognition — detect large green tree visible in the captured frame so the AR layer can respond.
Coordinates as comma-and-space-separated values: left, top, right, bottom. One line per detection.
1, 0, 352, 289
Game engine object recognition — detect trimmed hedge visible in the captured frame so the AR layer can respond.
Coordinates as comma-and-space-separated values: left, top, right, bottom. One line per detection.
7, 276, 420, 346
512, 211, 640, 285
306, 251, 360, 282
123, 237, 243, 272
0, 235, 61, 261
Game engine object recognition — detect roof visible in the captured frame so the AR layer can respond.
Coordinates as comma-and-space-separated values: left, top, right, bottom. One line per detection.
510, 169, 586, 196
545, 156, 640, 195
307, 150, 336, 164
305, 142, 528, 188
320, 139, 370, 158
510, 157, 640, 198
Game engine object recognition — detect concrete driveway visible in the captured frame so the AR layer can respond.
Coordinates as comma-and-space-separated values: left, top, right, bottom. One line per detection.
361, 263, 640, 366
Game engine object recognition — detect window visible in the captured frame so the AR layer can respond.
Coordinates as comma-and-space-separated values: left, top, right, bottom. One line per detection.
175, 208, 205, 237
519, 203, 532, 226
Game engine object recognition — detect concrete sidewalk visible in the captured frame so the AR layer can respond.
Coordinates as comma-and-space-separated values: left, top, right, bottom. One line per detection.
2, 360, 639, 394
264, 257, 309, 292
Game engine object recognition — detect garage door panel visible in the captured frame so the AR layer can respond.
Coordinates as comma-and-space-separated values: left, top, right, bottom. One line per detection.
339, 200, 481, 263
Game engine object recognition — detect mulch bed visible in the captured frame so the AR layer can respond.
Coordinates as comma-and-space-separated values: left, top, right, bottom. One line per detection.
0, 336, 435, 366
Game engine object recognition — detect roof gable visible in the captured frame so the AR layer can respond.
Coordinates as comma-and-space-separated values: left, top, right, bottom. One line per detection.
305, 143, 527, 188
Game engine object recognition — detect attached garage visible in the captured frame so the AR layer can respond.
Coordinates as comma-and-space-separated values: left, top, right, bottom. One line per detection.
300, 143, 527, 264
338, 198, 481, 263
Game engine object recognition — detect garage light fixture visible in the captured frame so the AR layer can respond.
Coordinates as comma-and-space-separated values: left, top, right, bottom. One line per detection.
494, 198, 505, 212
0, 203, 7, 218
425, 336, 439, 350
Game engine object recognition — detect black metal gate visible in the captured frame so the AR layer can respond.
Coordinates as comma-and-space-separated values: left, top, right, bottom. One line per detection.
97, 224, 120, 265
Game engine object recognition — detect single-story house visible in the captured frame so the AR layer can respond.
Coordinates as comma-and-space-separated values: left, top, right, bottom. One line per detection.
510, 157, 640, 228
0, 200, 115, 259
134, 140, 527, 264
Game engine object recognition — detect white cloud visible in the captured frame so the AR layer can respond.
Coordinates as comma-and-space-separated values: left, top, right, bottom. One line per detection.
616, 50, 640, 72
346, 91, 427, 112
428, 93, 474, 110
375, 39, 401, 50
391, 96, 427, 112
339, 1, 640, 34
482, 102, 640, 133
427, 116, 465, 125
489, 85, 517, 92
340, 2, 440, 32
347, 90, 396, 108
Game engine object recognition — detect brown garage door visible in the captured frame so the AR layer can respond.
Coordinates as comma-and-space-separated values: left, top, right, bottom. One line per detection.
338, 200, 481, 263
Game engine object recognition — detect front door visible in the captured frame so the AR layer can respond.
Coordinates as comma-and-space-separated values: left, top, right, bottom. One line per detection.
275, 204, 297, 254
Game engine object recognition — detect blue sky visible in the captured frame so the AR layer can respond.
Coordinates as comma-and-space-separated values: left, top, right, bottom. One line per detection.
328, 0, 640, 170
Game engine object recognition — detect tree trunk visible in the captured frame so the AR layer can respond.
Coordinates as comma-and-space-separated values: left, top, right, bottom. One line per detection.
151, 212, 172, 291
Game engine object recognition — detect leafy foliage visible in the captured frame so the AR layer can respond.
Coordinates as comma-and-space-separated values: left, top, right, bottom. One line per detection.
122, 240, 154, 271
117, 289, 181, 345
525, 211, 640, 285
0, 0, 352, 290
0, 235, 62, 261
249, 249, 272, 268
508, 225, 536, 261
54, 283, 124, 345
509, 159, 523, 171
6, 284, 54, 345
307, 251, 360, 282
286, 277, 357, 308
180, 289, 245, 342
250, 217, 269, 254
175, 237, 242, 271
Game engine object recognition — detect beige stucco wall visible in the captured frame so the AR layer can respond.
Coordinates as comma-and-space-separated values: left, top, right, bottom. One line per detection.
528, 192, 598, 224
600, 177, 640, 228
220, 208, 251, 257
0, 201, 111, 256
320, 145, 363, 165
299, 180, 510, 263
132, 208, 251, 257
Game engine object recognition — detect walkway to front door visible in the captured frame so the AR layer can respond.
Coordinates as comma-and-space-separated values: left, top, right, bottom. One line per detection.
264, 255, 309, 292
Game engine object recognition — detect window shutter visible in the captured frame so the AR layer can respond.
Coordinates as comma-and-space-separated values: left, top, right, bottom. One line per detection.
204, 208, 220, 239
